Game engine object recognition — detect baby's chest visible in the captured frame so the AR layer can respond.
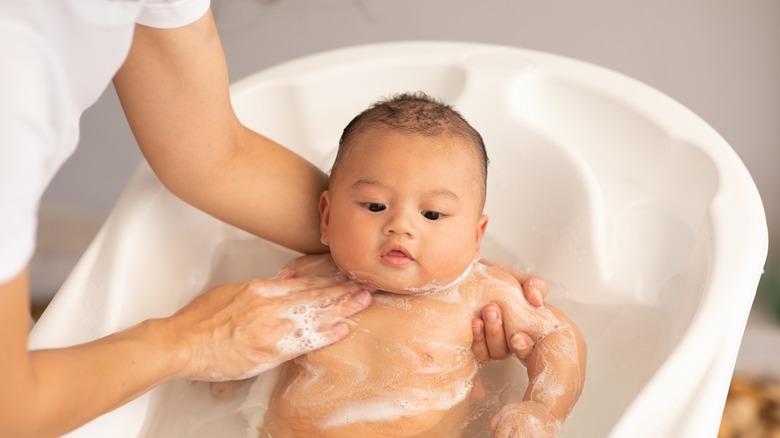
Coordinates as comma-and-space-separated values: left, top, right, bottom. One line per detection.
363, 293, 473, 341
313, 294, 476, 376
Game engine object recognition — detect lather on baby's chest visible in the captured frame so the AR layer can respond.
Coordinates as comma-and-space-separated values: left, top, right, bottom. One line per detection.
365, 292, 473, 337
321, 293, 477, 372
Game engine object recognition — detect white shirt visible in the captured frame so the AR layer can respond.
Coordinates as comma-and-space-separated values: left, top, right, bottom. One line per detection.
0, 0, 210, 284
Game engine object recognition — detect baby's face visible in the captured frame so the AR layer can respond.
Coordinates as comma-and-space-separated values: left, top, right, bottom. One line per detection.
320, 128, 488, 294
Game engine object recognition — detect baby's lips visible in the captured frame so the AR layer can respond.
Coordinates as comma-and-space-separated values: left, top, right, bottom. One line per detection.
381, 244, 413, 259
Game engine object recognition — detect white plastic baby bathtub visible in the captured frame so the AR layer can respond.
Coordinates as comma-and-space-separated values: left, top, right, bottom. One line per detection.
29, 42, 767, 437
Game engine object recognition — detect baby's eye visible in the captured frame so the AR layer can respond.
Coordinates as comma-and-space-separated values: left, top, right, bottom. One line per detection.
363, 203, 386, 212
421, 211, 443, 220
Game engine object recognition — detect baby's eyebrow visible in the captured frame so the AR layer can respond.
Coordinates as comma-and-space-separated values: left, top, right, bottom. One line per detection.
351, 178, 387, 190
352, 179, 459, 201
425, 188, 459, 201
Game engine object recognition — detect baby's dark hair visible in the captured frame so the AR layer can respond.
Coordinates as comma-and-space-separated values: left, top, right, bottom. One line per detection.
331, 92, 489, 196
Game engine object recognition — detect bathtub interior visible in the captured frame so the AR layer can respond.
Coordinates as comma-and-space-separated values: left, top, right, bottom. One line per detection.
28, 42, 766, 437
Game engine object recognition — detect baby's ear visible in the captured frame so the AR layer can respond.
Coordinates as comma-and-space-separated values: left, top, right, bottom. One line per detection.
473, 214, 489, 259
319, 191, 331, 246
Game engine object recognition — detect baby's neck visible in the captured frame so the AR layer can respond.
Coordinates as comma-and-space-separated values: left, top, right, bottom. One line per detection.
365, 260, 478, 297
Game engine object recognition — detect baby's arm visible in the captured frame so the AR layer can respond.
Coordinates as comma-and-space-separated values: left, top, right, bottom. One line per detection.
482, 269, 586, 436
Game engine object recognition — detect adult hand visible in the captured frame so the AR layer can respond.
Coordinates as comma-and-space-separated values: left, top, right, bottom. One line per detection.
171, 270, 372, 382
471, 259, 548, 362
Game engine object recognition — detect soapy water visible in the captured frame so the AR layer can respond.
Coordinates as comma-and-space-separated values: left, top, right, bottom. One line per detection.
139, 297, 665, 437
138, 237, 671, 436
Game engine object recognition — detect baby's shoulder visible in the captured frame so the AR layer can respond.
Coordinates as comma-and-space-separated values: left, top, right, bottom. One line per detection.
285, 253, 340, 278
476, 263, 521, 287
466, 263, 523, 302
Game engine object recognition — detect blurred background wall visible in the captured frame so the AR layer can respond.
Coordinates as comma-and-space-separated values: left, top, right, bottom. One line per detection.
33, 0, 779, 312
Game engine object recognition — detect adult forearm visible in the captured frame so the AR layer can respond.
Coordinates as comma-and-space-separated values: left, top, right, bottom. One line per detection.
113, 11, 328, 254
1, 269, 372, 436
3, 318, 187, 437
181, 127, 329, 254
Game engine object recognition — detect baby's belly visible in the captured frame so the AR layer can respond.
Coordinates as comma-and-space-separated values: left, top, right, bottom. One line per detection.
262, 394, 472, 438
265, 348, 477, 436
264, 327, 477, 434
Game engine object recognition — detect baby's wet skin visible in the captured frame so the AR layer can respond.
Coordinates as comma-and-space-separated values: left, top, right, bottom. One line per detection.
260, 255, 584, 436
263, 268, 482, 436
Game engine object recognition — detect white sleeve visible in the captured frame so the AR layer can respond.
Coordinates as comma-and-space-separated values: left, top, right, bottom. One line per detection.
0, 0, 211, 285
0, 31, 60, 284
137, 0, 211, 29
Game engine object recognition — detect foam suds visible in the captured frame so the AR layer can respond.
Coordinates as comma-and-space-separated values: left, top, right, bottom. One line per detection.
403, 261, 475, 295
488, 403, 562, 438
320, 374, 477, 428
274, 304, 335, 355
345, 260, 476, 297
373, 294, 413, 310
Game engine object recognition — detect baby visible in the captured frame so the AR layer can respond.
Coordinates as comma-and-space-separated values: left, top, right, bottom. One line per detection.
260, 93, 586, 437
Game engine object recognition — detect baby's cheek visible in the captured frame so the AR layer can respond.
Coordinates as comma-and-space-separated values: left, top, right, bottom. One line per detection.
329, 240, 370, 276
431, 244, 477, 278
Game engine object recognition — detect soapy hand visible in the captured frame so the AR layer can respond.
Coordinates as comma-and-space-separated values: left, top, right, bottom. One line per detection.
472, 259, 548, 362
170, 270, 372, 382
489, 400, 560, 438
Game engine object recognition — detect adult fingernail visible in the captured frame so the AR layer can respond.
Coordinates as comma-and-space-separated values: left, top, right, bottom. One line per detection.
353, 290, 372, 306
485, 309, 498, 323
511, 334, 529, 352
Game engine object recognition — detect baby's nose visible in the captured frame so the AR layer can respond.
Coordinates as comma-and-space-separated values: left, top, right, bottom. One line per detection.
383, 211, 415, 237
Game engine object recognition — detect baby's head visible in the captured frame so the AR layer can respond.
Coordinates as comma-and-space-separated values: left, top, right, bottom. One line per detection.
320, 92, 489, 294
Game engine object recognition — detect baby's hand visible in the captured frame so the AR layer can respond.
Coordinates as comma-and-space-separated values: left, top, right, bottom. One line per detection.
489, 400, 560, 438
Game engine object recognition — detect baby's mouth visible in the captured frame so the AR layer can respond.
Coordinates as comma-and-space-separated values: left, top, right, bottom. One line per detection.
381, 245, 414, 266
